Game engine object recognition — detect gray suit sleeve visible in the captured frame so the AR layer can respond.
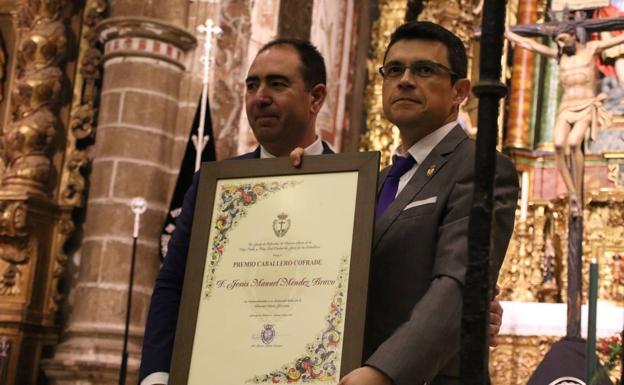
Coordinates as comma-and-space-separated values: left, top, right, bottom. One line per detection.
365, 153, 518, 385
365, 276, 462, 384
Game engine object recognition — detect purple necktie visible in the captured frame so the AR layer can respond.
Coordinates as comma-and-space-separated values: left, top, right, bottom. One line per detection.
376, 154, 416, 219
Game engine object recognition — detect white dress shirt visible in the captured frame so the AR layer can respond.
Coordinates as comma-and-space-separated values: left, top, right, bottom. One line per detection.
393, 121, 457, 197
259, 136, 326, 158
140, 136, 327, 385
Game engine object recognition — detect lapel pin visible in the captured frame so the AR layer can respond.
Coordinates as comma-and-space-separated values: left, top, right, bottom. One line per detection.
426, 165, 436, 177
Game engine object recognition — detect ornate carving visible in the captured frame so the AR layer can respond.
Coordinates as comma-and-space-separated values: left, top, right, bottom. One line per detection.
419, 0, 477, 53
490, 335, 558, 385
0, 201, 31, 296
584, 190, 624, 304
48, 211, 73, 311
0, 2, 86, 383
59, 0, 107, 207
500, 190, 624, 306
1, 0, 68, 195
60, 151, 88, 204
0, 32, 6, 105
359, 0, 407, 167
607, 154, 624, 188
499, 203, 551, 302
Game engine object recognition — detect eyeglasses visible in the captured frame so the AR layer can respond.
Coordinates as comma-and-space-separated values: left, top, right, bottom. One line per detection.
379, 60, 458, 79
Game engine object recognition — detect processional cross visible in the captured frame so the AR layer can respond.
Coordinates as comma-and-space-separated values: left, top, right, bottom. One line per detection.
505, 7, 624, 339
506, 9, 624, 216
193, 19, 222, 172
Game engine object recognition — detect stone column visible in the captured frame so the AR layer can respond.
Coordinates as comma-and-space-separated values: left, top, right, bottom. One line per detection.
42, 8, 196, 385
505, 0, 538, 150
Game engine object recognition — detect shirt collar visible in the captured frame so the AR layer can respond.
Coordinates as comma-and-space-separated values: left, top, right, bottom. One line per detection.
394, 121, 457, 164
260, 136, 324, 159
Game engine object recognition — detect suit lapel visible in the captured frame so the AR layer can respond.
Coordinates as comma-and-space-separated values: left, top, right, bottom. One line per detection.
321, 141, 335, 154
230, 146, 261, 160
372, 126, 468, 249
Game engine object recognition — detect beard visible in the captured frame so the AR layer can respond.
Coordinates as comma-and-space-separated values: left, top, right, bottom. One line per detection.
561, 44, 576, 56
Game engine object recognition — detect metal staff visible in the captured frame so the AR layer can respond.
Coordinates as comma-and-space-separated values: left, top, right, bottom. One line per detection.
461, 1, 507, 385
118, 197, 146, 385
194, 19, 222, 172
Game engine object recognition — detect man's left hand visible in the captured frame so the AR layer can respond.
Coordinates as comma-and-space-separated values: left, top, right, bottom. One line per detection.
338, 367, 392, 385
489, 297, 503, 347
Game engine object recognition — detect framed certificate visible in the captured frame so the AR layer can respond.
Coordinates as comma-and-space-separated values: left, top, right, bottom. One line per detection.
170, 152, 379, 385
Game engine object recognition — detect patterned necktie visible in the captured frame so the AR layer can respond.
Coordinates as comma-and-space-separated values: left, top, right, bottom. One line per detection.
375, 154, 416, 219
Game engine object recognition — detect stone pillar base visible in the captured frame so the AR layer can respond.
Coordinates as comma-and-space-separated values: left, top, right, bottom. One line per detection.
42, 335, 140, 385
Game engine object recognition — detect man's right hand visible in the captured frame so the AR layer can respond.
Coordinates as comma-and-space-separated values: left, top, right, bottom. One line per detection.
289, 147, 305, 167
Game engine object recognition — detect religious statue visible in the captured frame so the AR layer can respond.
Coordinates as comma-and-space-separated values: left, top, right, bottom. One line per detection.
505, 14, 624, 215
538, 238, 559, 303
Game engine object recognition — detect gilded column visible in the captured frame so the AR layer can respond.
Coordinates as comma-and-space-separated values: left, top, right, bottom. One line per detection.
0, 1, 74, 384
42, 2, 196, 384
505, 0, 538, 150
536, 37, 559, 151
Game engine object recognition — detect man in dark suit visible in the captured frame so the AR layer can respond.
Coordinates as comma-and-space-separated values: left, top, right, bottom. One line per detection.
138, 39, 333, 384
337, 22, 518, 385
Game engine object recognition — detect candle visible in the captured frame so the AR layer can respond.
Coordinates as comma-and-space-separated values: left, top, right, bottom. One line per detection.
520, 171, 529, 222
586, 258, 599, 383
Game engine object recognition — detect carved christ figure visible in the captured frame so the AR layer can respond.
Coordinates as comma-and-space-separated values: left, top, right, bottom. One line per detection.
505, 24, 624, 215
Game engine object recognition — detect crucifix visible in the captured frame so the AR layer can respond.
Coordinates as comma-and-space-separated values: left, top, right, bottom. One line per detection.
505, 7, 624, 339
506, 10, 624, 216
194, 18, 222, 172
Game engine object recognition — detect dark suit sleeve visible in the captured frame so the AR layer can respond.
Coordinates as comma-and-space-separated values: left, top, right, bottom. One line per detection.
489, 155, 519, 284
365, 153, 518, 385
139, 172, 200, 381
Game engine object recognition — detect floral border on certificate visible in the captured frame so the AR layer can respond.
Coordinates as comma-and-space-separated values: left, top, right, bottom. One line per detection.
248, 257, 349, 384
202, 180, 300, 300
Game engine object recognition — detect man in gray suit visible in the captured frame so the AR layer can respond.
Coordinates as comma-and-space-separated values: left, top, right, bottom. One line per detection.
337, 22, 519, 385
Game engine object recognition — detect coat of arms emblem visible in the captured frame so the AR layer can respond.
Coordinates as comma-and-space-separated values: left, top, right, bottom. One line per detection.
260, 324, 275, 344
272, 213, 291, 237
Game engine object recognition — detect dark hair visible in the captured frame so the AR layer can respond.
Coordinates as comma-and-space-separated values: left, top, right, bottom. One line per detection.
384, 21, 468, 82
258, 38, 327, 90
554, 22, 587, 44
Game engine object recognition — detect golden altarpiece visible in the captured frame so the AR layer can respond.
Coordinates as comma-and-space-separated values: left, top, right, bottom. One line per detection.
0, 0, 105, 383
